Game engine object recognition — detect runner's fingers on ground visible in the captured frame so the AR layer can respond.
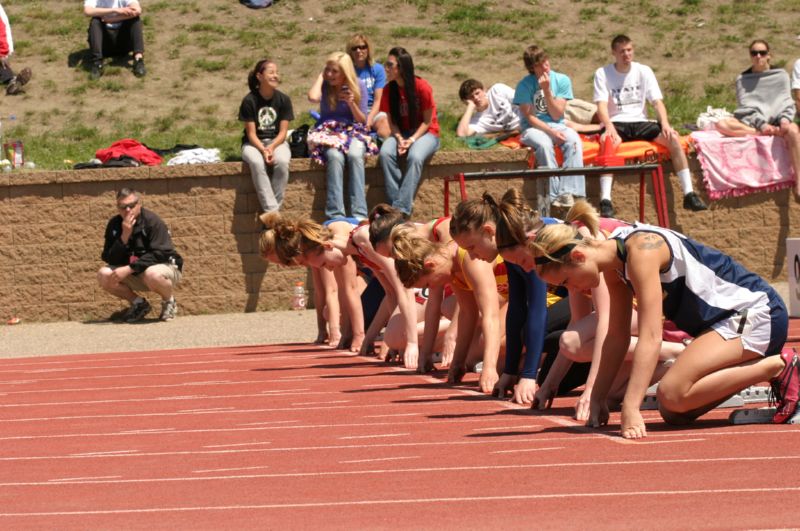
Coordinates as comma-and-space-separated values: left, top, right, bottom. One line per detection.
621, 407, 647, 439
574, 390, 592, 421
587, 400, 609, 427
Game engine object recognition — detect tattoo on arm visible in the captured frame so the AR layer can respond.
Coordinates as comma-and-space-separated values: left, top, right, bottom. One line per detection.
634, 233, 665, 251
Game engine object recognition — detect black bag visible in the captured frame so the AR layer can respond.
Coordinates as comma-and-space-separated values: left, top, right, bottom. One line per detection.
288, 124, 309, 159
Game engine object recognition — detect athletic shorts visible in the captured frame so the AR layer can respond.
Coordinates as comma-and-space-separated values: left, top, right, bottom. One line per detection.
613, 121, 662, 142
120, 263, 182, 293
710, 297, 788, 356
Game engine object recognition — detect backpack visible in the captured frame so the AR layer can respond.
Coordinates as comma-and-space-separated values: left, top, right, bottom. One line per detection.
288, 124, 310, 158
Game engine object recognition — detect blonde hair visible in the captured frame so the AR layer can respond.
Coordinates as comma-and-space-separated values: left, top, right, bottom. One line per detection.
258, 212, 332, 265
564, 199, 600, 238
390, 223, 445, 288
346, 34, 373, 65
530, 223, 587, 277
325, 52, 362, 110
494, 188, 542, 251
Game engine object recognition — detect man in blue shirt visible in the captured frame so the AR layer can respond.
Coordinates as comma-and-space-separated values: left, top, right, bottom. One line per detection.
514, 45, 585, 212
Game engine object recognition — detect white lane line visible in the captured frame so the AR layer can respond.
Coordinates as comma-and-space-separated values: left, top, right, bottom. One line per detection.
1, 455, 799, 486
0, 380, 262, 396
2, 486, 800, 515
473, 425, 540, 431
0, 402, 439, 423
177, 407, 236, 413
237, 420, 301, 426
259, 389, 310, 394
339, 456, 420, 464
278, 375, 327, 380
0, 436, 568, 461
118, 428, 176, 434
339, 433, 410, 440
193, 466, 271, 474
406, 394, 458, 400
203, 442, 272, 449
490, 446, 565, 454
363, 413, 420, 418
290, 400, 351, 406
628, 438, 706, 445
69, 450, 138, 457
361, 383, 393, 388
48, 476, 122, 482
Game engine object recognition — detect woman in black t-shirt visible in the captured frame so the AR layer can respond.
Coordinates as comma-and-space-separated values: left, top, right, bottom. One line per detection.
239, 59, 295, 213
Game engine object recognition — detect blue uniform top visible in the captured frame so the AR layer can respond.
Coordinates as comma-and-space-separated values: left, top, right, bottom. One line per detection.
503, 217, 559, 379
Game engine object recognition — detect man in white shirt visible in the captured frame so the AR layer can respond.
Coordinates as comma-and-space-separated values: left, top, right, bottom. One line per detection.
83, 0, 145, 80
593, 34, 707, 217
456, 79, 520, 137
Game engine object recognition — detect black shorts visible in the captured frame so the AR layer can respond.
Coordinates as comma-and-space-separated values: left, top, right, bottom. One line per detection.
613, 121, 662, 142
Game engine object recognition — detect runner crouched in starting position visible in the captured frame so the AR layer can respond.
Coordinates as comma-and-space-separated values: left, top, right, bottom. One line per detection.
528, 221, 796, 438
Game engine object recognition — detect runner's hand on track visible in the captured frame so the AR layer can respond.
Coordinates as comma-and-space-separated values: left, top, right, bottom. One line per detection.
574, 388, 593, 421
479, 367, 499, 394
493, 373, 517, 398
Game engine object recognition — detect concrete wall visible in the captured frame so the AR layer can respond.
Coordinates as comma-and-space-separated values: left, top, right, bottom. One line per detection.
1, 150, 796, 322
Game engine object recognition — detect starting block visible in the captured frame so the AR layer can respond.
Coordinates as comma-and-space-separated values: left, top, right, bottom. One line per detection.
640, 385, 770, 411
729, 407, 800, 425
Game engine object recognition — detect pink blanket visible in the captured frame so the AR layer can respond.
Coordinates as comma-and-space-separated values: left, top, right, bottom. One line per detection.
690, 130, 796, 200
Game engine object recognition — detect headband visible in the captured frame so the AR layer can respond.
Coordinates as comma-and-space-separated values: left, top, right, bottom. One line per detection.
534, 234, 583, 265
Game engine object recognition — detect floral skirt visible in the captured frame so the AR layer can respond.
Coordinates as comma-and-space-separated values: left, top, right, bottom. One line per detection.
307, 120, 378, 164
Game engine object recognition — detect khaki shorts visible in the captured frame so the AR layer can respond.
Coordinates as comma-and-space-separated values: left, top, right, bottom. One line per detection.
121, 263, 181, 292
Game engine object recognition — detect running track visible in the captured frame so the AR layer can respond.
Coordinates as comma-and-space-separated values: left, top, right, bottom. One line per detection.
1, 343, 799, 529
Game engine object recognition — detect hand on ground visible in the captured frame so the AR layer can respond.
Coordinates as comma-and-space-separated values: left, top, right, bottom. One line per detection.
447, 363, 466, 384
587, 399, 610, 428
574, 388, 593, 421
492, 373, 517, 399
620, 406, 647, 439
403, 343, 419, 370
479, 367, 499, 394
513, 378, 538, 406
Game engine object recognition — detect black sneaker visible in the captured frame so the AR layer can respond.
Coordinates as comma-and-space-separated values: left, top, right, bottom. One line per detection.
90, 61, 103, 80
599, 199, 615, 218
683, 191, 708, 211
124, 299, 152, 323
133, 58, 146, 78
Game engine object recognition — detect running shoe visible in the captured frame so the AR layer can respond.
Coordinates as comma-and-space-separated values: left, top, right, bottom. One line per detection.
124, 298, 151, 323
770, 347, 800, 423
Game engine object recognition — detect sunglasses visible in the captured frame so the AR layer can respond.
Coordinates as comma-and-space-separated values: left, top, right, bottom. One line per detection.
351, 44, 368, 51
750, 49, 769, 57
118, 200, 139, 210
385, 61, 397, 68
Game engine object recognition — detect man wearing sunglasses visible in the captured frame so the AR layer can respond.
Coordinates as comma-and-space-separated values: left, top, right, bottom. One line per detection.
98, 188, 183, 322
593, 34, 707, 218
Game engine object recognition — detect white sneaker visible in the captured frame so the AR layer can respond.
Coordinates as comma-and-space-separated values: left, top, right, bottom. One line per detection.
159, 299, 178, 321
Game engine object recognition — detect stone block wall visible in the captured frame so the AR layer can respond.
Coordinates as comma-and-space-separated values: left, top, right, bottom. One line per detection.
0, 150, 796, 322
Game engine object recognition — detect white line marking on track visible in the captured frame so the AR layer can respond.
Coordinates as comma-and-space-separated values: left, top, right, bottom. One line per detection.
473, 425, 540, 431
406, 394, 458, 400
363, 413, 420, 418
177, 407, 235, 413
69, 450, 138, 457
490, 446, 565, 454
339, 456, 420, 464
0, 380, 264, 396
628, 438, 706, 445
193, 466, 271, 474
3, 486, 800, 515
237, 420, 301, 426
339, 433, 410, 440
361, 383, 393, 388
290, 400, 351, 406
203, 442, 272, 448
260, 389, 310, 394
278, 375, 327, 379
1, 455, 798, 486
118, 428, 176, 434
49, 476, 122, 482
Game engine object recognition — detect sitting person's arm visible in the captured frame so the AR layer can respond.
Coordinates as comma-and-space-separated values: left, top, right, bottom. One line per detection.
520, 103, 566, 143
792, 59, 800, 115
595, 100, 620, 144
307, 72, 324, 104
456, 99, 478, 137
85, 1, 141, 22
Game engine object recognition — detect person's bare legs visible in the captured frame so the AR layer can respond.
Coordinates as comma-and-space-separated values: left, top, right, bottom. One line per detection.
715, 117, 758, 137
657, 331, 785, 424
97, 267, 137, 302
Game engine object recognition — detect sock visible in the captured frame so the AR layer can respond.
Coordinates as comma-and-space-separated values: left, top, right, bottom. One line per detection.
600, 175, 613, 201
677, 169, 693, 195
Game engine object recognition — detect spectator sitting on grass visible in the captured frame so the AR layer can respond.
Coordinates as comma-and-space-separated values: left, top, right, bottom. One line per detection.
83, 0, 146, 80
715, 40, 800, 196
0, 2, 31, 95
456, 79, 520, 138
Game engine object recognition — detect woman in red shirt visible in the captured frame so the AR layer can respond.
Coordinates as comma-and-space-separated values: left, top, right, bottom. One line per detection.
378, 47, 440, 216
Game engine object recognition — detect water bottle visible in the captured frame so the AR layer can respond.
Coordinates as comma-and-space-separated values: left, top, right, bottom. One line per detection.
290, 281, 306, 311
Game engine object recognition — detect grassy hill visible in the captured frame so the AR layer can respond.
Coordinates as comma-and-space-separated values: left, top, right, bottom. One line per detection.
2, 0, 799, 169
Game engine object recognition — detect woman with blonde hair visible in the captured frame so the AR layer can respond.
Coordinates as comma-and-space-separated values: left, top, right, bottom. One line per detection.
346, 34, 389, 137
308, 52, 378, 221
523, 219, 794, 438
259, 212, 364, 351
390, 223, 508, 393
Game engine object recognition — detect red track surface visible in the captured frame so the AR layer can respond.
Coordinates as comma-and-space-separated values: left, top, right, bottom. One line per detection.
1, 341, 800, 529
